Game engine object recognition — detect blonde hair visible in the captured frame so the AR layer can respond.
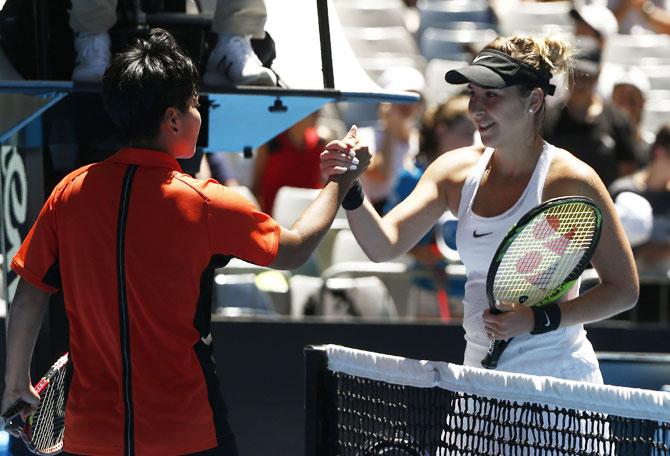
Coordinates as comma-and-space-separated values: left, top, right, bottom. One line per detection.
487, 35, 574, 93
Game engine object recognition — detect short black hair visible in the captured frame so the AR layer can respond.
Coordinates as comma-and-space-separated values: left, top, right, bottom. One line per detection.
102, 28, 199, 142
654, 123, 670, 154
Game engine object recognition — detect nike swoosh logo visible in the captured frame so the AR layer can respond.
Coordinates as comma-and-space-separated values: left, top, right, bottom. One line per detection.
542, 310, 550, 327
473, 55, 494, 64
473, 230, 493, 238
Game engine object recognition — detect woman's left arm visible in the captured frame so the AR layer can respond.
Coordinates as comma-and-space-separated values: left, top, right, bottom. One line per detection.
484, 157, 639, 340
548, 163, 639, 326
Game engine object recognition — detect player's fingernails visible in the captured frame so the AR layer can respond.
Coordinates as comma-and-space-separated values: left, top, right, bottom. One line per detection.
352, 158, 360, 165
349, 164, 358, 171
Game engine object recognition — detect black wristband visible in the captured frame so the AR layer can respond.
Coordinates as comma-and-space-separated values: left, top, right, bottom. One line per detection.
342, 180, 364, 210
530, 302, 561, 335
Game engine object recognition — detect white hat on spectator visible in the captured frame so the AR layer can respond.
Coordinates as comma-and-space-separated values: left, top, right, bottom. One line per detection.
570, 3, 619, 39
614, 191, 653, 247
614, 66, 651, 99
377, 66, 426, 94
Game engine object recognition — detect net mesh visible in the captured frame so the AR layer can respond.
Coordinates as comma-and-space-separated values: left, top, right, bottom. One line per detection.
307, 345, 670, 456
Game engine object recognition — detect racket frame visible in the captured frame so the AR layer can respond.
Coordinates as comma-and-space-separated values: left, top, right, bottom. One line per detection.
1, 353, 69, 455
482, 196, 603, 369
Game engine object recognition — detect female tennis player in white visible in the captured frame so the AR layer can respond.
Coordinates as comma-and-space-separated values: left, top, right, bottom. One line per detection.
321, 34, 638, 383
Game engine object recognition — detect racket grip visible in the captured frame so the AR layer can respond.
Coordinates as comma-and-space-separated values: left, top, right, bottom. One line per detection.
0, 399, 31, 429
481, 338, 513, 369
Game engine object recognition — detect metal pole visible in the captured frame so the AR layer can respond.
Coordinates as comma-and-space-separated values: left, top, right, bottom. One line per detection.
316, 0, 335, 89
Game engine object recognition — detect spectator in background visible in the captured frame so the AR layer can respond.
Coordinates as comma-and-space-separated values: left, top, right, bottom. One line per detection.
358, 66, 425, 213
543, 39, 639, 187
609, 66, 654, 164
610, 123, 670, 274
252, 111, 332, 213
70, 0, 277, 85
570, 2, 619, 49
201, 152, 240, 187
384, 93, 474, 319
610, 123, 670, 321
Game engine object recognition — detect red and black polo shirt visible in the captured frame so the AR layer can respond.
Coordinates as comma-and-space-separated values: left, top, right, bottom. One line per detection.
12, 148, 280, 455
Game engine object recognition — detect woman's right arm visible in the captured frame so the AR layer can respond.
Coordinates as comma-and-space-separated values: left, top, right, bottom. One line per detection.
344, 148, 474, 262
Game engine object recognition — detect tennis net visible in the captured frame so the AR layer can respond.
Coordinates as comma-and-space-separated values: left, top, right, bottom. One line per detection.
305, 345, 670, 455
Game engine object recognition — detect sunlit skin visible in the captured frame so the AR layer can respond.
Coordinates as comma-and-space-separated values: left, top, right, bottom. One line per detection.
167, 97, 202, 159
566, 70, 601, 121
131, 96, 202, 159
466, 83, 544, 171
612, 84, 645, 127
320, 77, 637, 344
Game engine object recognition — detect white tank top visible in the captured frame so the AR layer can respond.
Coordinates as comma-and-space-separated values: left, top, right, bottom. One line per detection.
455, 142, 602, 383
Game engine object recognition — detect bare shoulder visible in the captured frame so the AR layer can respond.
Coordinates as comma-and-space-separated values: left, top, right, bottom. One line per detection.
544, 147, 606, 200
426, 145, 485, 186
421, 145, 485, 213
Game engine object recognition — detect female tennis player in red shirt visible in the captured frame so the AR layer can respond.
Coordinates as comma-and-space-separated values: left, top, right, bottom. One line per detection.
322, 34, 638, 383
2, 28, 367, 455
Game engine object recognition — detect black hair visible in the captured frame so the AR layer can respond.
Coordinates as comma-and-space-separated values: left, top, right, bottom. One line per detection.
653, 123, 670, 154
102, 28, 199, 142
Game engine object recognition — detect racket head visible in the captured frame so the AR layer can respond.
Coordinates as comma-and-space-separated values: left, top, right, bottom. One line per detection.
486, 196, 603, 310
4, 353, 69, 456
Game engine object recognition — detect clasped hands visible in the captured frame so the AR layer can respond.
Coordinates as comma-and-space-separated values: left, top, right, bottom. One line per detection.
320, 125, 371, 181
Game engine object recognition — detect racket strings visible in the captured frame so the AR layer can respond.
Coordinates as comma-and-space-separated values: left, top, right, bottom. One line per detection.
494, 203, 598, 306
30, 365, 66, 454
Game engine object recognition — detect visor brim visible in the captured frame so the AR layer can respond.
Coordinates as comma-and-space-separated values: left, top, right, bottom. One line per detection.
445, 66, 507, 88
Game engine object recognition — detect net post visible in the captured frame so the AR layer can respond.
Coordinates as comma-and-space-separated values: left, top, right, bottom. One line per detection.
304, 345, 328, 456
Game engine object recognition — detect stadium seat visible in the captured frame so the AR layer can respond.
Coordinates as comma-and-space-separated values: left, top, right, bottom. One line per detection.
603, 34, 670, 67
495, 0, 573, 36
272, 186, 347, 230
418, 0, 494, 38
230, 185, 260, 210
637, 64, 670, 91
358, 53, 427, 82
343, 26, 421, 58
271, 186, 321, 227
423, 58, 470, 107
335, 3, 408, 29
212, 273, 276, 316
420, 26, 497, 61
320, 229, 414, 317
642, 102, 670, 140
322, 276, 398, 318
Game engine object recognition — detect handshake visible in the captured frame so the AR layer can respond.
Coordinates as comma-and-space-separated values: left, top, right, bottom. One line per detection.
320, 125, 371, 181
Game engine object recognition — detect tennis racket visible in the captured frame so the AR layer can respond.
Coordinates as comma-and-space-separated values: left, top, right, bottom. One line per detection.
0, 353, 69, 455
481, 197, 602, 369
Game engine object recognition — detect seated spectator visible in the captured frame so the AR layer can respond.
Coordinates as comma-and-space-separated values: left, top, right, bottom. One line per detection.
610, 123, 670, 275
252, 111, 332, 213
201, 152, 240, 187
358, 66, 426, 213
384, 94, 474, 319
609, 66, 654, 164
70, 0, 276, 85
543, 39, 639, 187
570, 3, 619, 48
610, 123, 670, 321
